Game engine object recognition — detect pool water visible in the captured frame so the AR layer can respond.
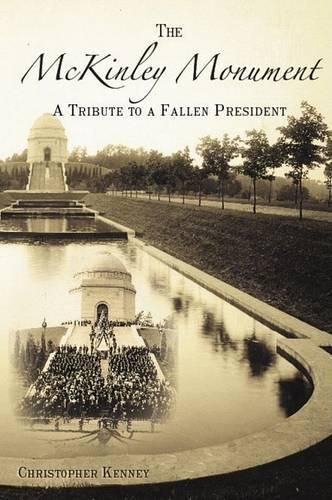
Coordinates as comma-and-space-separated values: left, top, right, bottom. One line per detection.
0, 240, 311, 457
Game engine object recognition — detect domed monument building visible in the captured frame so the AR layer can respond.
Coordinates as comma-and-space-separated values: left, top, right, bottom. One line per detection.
70, 253, 136, 323
27, 113, 68, 164
25, 113, 68, 192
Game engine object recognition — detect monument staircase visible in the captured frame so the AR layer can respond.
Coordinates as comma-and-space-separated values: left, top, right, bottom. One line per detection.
29, 161, 66, 192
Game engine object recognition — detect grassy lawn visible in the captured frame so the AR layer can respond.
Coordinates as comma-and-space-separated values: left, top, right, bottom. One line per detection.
86, 194, 332, 333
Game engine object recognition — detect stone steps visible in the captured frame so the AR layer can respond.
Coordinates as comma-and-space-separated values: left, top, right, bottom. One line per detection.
0, 199, 96, 218
29, 162, 66, 192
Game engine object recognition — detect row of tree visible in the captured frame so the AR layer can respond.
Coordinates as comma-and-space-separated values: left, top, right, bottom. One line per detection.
70, 102, 332, 218
65, 163, 110, 192
68, 144, 152, 170
12, 332, 55, 385
0, 165, 29, 190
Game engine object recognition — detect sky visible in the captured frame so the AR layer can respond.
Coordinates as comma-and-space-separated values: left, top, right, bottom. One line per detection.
0, 0, 331, 179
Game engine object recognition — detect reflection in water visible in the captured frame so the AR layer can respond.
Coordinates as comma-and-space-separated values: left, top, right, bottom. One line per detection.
201, 312, 238, 353
0, 217, 118, 233
202, 311, 215, 335
28, 218, 68, 233
215, 321, 238, 353
0, 240, 312, 457
173, 296, 184, 313
243, 333, 277, 378
278, 374, 312, 417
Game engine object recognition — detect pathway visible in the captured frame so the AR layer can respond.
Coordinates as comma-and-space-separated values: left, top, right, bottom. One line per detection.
114, 193, 332, 222
65, 325, 90, 347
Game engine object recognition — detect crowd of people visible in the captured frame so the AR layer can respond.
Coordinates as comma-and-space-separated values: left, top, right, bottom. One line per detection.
19, 346, 105, 417
19, 343, 174, 421
107, 346, 173, 420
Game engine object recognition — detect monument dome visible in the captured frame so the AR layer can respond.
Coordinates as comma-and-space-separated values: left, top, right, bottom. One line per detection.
81, 252, 129, 275
30, 113, 65, 132
70, 253, 136, 322
27, 113, 68, 163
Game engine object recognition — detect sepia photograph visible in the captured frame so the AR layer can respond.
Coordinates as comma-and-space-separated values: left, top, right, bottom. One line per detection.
0, 1, 331, 499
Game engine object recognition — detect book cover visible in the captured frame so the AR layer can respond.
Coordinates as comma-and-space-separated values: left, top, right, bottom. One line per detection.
0, 1, 331, 499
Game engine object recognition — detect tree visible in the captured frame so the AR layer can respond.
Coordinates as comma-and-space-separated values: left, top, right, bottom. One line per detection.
160, 329, 168, 361
264, 140, 284, 203
172, 146, 193, 204
146, 151, 165, 200
47, 339, 55, 354
324, 135, 332, 207
277, 183, 309, 202
40, 330, 47, 367
284, 171, 301, 206
278, 102, 328, 219
126, 161, 147, 196
189, 165, 209, 206
150, 156, 176, 202
6, 149, 27, 162
149, 155, 170, 201
324, 165, 332, 207
13, 333, 21, 368
25, 334, 39, 382
87, 171, 113, 192
201, 177, 218, 195
118, 165, 132, 194
163, 157, 177, 202
241, 130, 271, 214
68, 146, 88, 163
18, 345, 26, 373
224, 176, 242, 197
0, 170, 11, 191
93, 144, 150, 170
197, 134, 239, 209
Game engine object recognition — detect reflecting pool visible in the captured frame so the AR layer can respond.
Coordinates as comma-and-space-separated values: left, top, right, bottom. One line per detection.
0, 240, 311, 457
